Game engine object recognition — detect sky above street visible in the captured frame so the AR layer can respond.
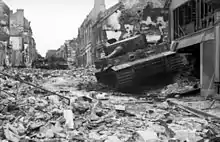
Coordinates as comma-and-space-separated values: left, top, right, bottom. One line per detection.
4, 0, 118, 56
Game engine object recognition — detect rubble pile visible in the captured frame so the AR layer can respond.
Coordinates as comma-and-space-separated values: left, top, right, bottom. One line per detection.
0, 68, 219, 142
69, 67, 109, 91
160, 73, 200, 98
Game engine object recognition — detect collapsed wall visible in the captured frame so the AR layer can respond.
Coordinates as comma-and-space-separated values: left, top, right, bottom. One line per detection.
104, 0, 168, 43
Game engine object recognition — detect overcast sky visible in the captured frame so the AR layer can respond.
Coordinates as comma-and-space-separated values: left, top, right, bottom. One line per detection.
4, 0, 118, 56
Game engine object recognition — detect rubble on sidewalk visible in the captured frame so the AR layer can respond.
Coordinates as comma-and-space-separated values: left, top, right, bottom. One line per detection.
160, 73, 200, 98
0, 67, 219, 142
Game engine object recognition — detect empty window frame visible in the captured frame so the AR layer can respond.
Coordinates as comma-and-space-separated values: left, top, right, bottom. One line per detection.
173, 0, 214, 40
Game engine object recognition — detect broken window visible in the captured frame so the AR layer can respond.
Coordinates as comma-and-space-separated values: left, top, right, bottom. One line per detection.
173, 0, 214, 39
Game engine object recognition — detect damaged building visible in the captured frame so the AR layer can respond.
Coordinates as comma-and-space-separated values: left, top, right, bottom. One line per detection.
43, 40, 76, 69
92, 0, 168, 61
77, 0, 106, 67
55, 45, 68, 60
45, 50, 57, 59
0, 1, 10, 66
165, 0, 220, 96
68, 38, 78, 66
92, 2, 123, 60
9, 9, 38, 67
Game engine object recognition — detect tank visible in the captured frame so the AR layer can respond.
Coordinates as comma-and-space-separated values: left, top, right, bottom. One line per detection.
32, 58, 48, 69
32, 56, 69, 70
94, 34, 185, 90
94, 2, 185, 90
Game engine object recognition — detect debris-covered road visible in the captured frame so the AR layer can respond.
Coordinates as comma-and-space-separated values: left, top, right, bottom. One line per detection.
0, 67, 220, 142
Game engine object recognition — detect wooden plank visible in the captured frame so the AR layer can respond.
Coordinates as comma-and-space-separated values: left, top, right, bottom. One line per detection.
196, 0, 201, 30
177, 8, 180, 38
182, 6, 185, 25
167, 99, 220, 120
200, 42, 203, 88
174, 10, 177, 39
215, 25, 220, 82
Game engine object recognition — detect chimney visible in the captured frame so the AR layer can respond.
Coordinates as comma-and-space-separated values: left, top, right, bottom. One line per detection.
17, 9, 24, 13
16, 9, 24, 26
93, 0, 106, 18
16, 9, 24, 17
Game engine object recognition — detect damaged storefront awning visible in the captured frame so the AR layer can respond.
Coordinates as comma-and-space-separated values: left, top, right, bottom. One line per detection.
177, 33, 205, 49
172, 28, 215, 51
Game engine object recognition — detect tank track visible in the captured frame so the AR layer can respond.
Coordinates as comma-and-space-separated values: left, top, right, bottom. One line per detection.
95, 53, 185, 90
165, 54, 185, 72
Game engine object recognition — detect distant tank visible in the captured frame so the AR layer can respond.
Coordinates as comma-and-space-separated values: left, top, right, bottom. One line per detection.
32, 58, 48, 69
48, 57, 69, 70
94, 34, 185, 90
32, 56, 69, 70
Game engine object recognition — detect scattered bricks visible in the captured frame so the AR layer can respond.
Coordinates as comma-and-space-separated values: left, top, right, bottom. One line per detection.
0, 68, 217, 142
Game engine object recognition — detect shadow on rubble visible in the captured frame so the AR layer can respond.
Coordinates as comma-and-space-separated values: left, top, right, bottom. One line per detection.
77, 73, 173, 94
76, 81, 113, 92
75, 65, 201, 102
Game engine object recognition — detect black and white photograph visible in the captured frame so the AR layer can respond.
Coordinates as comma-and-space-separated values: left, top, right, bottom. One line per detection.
0, 0, 219, 141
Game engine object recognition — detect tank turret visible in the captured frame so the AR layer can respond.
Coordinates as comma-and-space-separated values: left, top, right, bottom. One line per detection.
95, 34, 148, 69
103, 34, 147, 57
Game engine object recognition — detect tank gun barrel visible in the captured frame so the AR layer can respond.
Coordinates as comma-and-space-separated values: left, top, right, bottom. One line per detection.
103, 29, 127, 32
105, 46, 123, 59
104, 34, 147, 57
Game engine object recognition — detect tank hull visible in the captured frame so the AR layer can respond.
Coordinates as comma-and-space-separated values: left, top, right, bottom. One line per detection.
95, 51, 184, 90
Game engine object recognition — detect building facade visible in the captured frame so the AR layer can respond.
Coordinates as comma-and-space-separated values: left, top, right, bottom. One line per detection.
165, 0, 220, 96
77, 0, 106, 67
23, 17, 38, 67
0, 0, 10, 66
55, 45, 68, 60
24, 37, 38, 67
45, 50, 56, 59
10, 9, 37, 67
66, 39, 78, 66
77, 14, 93, 67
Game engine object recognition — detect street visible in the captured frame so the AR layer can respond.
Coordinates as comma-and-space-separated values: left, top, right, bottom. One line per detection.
0, 68, 219, 142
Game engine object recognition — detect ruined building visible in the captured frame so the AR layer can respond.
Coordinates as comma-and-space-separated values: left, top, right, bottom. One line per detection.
92, 0, 168, 61
92, 2, 123, 61
77, 0, 106, 67
0, 0, 10, 66
45, 38, 78, 68
165, 0, 220, 96
55, 44, 68, 60
10, 9, 38, 67
66, 39, 78, 66
45, 50, 56, 59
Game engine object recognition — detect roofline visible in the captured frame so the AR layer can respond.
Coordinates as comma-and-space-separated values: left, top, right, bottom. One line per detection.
79, 9, 93, 28
92, 2, 123, 27
0, 0, 10, 12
